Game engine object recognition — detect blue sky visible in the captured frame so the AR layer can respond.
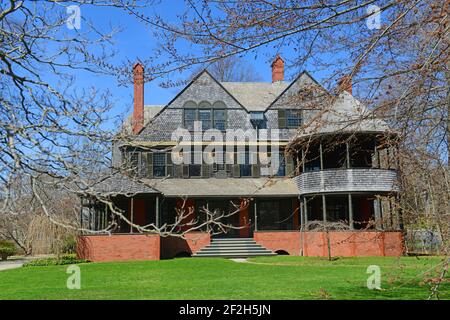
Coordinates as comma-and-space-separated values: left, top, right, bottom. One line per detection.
61, 2, 339, 124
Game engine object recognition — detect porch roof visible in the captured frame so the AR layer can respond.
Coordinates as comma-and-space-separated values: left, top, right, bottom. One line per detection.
141, 178, 298, 197
85, 173, 160, 197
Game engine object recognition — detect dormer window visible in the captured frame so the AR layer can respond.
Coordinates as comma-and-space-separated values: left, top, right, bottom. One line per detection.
198, 109, 212, 130
183, 101, 227, 131
184, 108, 196, 131
213, 109, 226, 131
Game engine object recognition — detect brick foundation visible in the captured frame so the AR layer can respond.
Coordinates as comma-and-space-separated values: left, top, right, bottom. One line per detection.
77, 234, 160, 262
254, 231, 404, 257
160, 232, 210, 259
77, 231, 403, 262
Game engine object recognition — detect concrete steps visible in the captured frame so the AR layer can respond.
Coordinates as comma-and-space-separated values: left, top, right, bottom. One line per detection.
193, 238, 276, 258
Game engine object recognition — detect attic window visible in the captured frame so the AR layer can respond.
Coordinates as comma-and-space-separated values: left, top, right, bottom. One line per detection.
183, 101, 227, 131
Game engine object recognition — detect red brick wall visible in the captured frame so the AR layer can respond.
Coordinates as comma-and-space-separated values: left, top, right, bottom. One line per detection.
254, 231, 404, 257
77, 234, 160, 262
161, 232, 210, 259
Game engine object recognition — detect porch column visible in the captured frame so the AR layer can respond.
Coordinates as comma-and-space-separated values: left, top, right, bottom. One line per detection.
397, 195, 404, 230
374, 198, 382, 230
303, 197, 308, 226
80, 198, 84, 233
155, 196, 160, 228
346, 141, 350, 168
130, 196, 134, 233
301, 148, 305, 172
386, 148, 390, 169
254, 200, 258, 231
299, 196, 304, 229
348, 194, 354, 229
388, 197, 394, 229
319, 141, 324, 170
322, 194, 327, 222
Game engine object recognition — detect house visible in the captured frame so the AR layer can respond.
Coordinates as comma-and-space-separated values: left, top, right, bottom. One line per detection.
77, 56, 404, 262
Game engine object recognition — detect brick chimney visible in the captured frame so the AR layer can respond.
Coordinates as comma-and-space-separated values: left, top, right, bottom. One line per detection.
271, 55, 284, 82
337, 75, 352, 95
132, 62, 144, 134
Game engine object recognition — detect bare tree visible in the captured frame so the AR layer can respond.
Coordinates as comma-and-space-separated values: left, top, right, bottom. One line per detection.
206, 56, 262, 82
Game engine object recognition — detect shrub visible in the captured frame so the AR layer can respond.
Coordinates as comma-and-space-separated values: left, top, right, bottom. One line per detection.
0, 240, 16, 261
23, 254, 89, 267
60, 236, 77, 254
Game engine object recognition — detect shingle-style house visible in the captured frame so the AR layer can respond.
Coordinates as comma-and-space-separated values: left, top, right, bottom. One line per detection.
77, 56, 404, 262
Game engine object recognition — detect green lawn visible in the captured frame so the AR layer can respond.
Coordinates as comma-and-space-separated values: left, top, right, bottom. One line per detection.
0, 256, 448, 300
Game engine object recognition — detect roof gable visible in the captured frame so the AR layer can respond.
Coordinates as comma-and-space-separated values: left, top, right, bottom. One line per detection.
294, 91, 392, 138
267, 71, 331, 111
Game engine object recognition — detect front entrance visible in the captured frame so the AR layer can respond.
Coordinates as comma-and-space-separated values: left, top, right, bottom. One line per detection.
209, 200, 242, 238
204, 199, 252, 238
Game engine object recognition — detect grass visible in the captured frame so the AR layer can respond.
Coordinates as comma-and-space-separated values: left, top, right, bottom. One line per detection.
0, 256, 448, 300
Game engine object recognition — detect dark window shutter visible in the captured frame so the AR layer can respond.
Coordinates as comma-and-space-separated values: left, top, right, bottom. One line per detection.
182, 165, 189, 178
173, 165, 182, 178
139, 153, 147, 177
285, 154, 294, 176
252, 164, 260, 178
225, 164, 232, 177
147, 152, 153, 178
232, 165, 241, 177
201, 165, 212, 178
165, 153, 173, 177
278, 109, 286, 128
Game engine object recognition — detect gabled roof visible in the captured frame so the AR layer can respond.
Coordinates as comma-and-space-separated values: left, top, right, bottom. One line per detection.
147, 69, 250, 119
293, 91, 392, 139
221, 81, 289, 111
266, 71, 331, 111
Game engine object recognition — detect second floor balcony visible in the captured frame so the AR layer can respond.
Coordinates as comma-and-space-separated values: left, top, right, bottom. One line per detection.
290, 132, 400, 195
293, 168, 399, 195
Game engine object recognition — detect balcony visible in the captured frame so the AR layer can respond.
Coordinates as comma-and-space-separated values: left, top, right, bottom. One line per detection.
293, 168, 399, 195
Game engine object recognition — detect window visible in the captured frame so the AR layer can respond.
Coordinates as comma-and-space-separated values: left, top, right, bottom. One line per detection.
286, 109, 302, 128
198, 109, 212, 130
238, 151, 252, 177
326, 195, 349, 222
258, 199, 293, 230
184, 109, 196, 131
305, 143, 321, 172
278, 109, 302, 128
153, 153, 166, 177
183, 102, 227, 131
213, 109, 226, 131
189, 152, 201, 177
